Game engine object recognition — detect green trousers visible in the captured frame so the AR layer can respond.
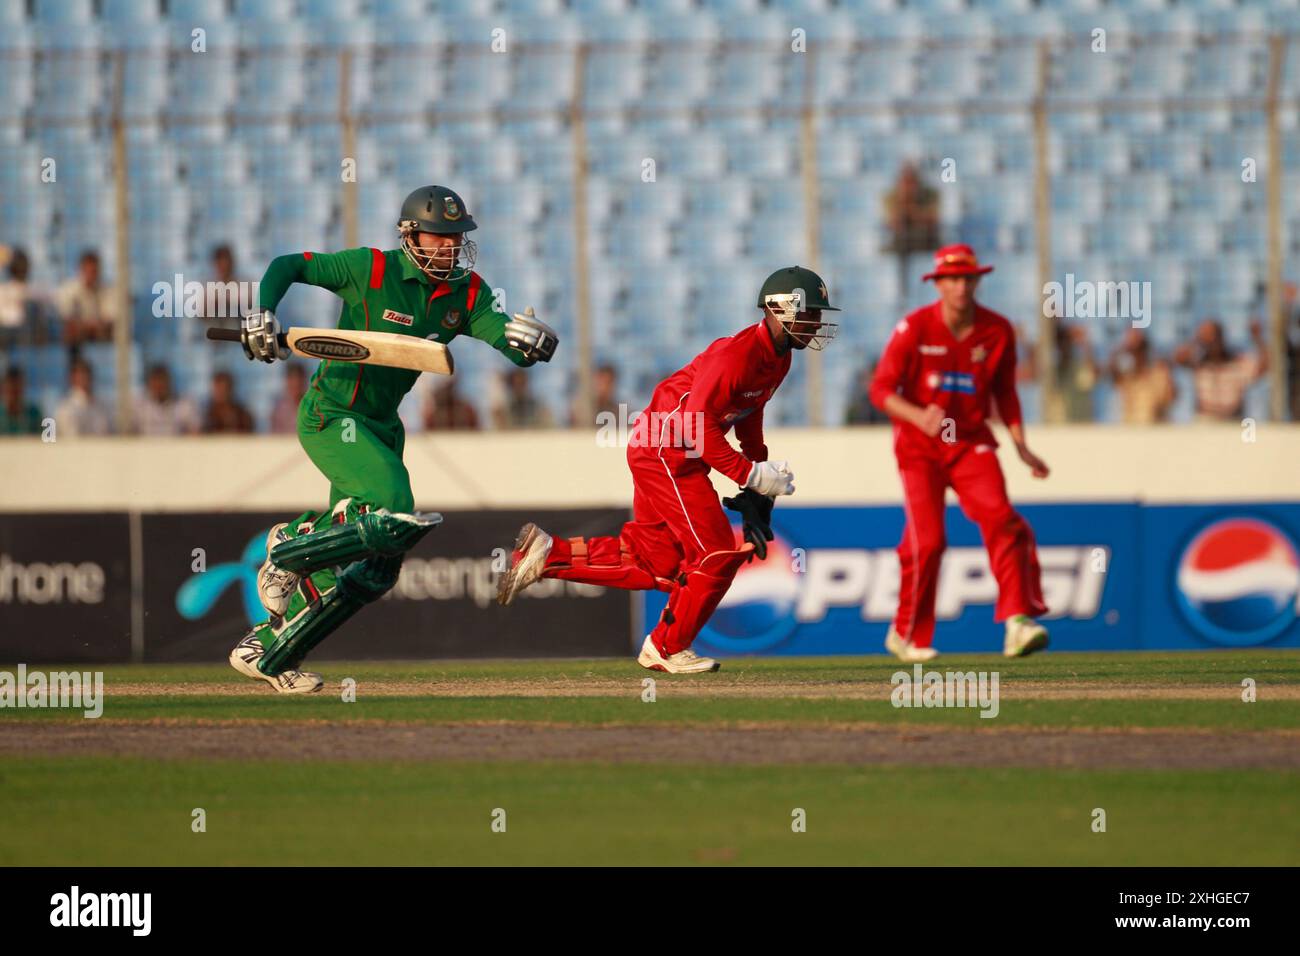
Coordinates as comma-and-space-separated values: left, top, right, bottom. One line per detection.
248, 400, 417, 664
297, 398, 415, 514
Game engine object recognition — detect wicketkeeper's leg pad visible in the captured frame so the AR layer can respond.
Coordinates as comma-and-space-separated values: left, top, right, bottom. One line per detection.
543, 534, 667, 591
651, 544, 754, 655
270, 500, 441, 574
257, 554, 405, 675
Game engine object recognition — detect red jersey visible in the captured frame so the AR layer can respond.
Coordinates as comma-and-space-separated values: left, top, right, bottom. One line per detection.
869, 301, 1022, 459
634, 320, 790, 485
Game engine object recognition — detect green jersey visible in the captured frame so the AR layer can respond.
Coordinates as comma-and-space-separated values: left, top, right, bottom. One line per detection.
258, 247, 530, 424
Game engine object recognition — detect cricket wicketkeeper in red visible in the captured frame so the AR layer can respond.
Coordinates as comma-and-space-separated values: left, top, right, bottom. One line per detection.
870, 244, 1050, 662
496, 266, 839, 673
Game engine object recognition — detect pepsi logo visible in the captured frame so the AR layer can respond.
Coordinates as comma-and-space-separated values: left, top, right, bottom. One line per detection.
701, 528, 801, 653
1175, 517, 1300, 646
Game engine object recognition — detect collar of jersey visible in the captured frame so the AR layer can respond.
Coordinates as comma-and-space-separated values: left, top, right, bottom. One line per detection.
755, 317, 783, 364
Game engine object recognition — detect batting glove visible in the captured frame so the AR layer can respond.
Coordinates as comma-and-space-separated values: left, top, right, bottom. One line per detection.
241, 310, 289, 364
505, 307, 559, 363
722, 488, 776, 560
745, 459, 795, 497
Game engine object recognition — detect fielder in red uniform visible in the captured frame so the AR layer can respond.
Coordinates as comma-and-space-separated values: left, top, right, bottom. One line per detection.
870, 244, 1050, 662
496, 266, 839, 673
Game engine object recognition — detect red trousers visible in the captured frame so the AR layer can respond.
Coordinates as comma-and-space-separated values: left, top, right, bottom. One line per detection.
542, 448, 749, 655
894, 442, 1047, 648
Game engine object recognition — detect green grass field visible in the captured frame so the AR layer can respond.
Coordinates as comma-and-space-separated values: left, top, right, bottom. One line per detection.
1, 651, 1297, 865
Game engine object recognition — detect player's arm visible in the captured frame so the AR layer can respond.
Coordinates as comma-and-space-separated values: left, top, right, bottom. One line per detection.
464, 287, 532, 367
993, 332, 1049, 478
464, 289, 558, 367
733, 404, 767, 463
257, 249, 370, 311
870, 319, 945, 436
685, 357, 793, 496
242, 249, 372, 364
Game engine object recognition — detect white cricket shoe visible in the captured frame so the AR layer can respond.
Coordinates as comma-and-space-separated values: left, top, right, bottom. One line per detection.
496, 522, 554, 606
637, 635, 720, 674
884, 627, 939, 663
1004, 615, 1050, 658
229, 632, 324, 695
257, 522, 300, 618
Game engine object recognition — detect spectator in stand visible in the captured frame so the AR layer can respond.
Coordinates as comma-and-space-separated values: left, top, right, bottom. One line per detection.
423, 375, 480, 430
204, 370, 255, 434
54, 357, 111, 436
133, 363, 200, 436
845, 360, 890, 424
883, 162, 940, 293
1043, 323, 1098, 423
0, 246, 49, 346
492, 368, 554, 430
1173, 319, 1267, 422
201, 243, 247, 334
0, 366, 43, 435
270, 364, 308, 434
56, 250, 118, 346
1107, 328, 1177, 425
570, 362, 621, 426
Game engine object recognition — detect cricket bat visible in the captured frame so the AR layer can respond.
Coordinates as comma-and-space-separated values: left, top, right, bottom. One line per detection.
207, 327, 454, 375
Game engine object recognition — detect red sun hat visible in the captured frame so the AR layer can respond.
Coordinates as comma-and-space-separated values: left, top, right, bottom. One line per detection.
922, 244, 995, 281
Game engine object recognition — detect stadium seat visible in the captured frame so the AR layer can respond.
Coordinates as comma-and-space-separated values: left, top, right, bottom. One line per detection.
168, 0, 230, 22
0, 26, 35, 124
33, 0, 93, 23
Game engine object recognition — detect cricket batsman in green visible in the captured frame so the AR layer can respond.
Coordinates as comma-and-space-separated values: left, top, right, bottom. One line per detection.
227, 185, 559, 693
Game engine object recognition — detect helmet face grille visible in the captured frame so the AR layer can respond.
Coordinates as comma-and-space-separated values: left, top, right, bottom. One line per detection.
764, 293, 838, 350
398, 222, 477, 282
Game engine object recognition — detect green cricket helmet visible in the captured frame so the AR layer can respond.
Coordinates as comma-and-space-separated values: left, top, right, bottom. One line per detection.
757, 265, 840, 350
398, 185, 478, 282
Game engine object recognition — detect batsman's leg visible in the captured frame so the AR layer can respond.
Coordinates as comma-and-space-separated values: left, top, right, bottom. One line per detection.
232, 411, 432, 683
256, 553, 407, 677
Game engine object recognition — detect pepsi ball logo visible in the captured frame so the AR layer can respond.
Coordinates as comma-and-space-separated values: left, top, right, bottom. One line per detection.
1175, 517, 1300, 646
700, 527, 800, 653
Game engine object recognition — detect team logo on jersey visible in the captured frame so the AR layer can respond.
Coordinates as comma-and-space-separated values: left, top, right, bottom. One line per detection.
1175, 517, 1300, 646
381, 309, 414, 327
442, 310, 462, 328
920, 344, 948, 355
443, 196, 462, 220
970, 345, 988, 362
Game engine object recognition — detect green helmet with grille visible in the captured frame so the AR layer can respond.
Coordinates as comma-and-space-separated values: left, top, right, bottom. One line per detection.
757, 266, 839, 350
398, 185, 478, 282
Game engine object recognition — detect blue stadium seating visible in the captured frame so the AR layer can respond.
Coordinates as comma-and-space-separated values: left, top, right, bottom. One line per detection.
0, 1, 1284, 426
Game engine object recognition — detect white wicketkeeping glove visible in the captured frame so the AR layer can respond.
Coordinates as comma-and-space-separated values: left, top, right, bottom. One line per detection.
504, 306, 559, 363
241, 310, 290, 364
745, 460, 795, 497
